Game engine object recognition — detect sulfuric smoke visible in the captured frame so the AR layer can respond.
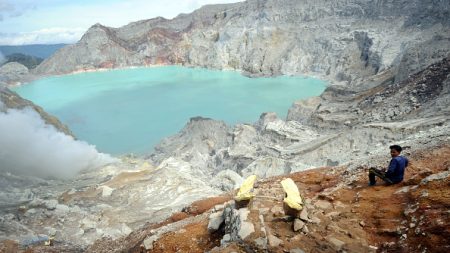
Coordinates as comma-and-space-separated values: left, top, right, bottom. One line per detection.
0, 51, 5, 65
0, 104, 117, 178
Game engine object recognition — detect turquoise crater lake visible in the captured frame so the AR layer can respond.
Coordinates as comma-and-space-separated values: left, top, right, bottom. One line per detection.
14, 66, 326, 155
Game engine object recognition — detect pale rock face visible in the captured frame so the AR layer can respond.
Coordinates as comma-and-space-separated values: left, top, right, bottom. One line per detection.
287, 96, 322, 122
228, 124, 258, 159
212, 169, 244, 191
0, 62, 29, 85
241, 157, 289, 178
150, 117, 231, 172
147, 57, 450, 179
0, 156, 223, 246
207, 211, 225, 232
32, 0, 450, 89
1, 0, 450, 249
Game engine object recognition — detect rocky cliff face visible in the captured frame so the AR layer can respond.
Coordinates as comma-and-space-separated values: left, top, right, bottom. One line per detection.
34, 0, 450, 87
148, 56, 450, 189
0, 62, 30, 86
1, 0, 450, 251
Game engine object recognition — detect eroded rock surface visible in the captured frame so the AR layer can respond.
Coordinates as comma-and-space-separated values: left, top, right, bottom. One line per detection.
33, 0, 450, 89
1, 1, 449, 252
0, 62, 29, 86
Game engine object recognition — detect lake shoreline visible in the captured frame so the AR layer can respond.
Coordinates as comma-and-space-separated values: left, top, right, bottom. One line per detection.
14, 66, 326, 155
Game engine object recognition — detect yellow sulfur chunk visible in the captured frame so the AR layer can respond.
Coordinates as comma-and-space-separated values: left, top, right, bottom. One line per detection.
235, 175, 257, 201
281, 178, 303, 210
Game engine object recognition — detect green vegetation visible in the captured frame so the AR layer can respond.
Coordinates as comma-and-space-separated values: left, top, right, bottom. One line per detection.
4, 53, 43, 69
0, 44, 67, 59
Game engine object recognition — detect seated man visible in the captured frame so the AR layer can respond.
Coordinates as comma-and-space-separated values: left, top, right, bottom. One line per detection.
369, 145, 409, 186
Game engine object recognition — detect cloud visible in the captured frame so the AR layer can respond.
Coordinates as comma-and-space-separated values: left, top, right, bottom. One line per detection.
0, 0, 244, 45
0, 106, 117, 178
0, 27, 86, 45
0, 0, 36, 21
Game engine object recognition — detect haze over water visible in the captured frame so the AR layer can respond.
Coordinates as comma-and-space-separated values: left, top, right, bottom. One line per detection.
14, 66, 326, 155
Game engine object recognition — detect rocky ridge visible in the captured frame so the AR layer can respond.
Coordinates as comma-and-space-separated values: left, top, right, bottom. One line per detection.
34, 144, 448, 253
0, 62, 30, 86
0, 0, 449, 252
1, 56, 447, 252
32, 0, 450, 88
148, 57, 450, 189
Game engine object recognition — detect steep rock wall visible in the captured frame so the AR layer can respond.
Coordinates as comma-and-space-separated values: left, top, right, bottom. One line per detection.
34, 0, 450, 87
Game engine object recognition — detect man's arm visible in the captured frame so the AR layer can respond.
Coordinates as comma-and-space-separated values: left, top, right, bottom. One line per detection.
385, 159, 398, 177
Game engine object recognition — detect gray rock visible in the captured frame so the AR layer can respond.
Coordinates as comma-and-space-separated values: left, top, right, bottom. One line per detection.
208, 211, 224, 232
241, 156, 290, 178
299, 208, 309, 221
45, 200, 58, 210
100, 185, 114, 197
314, 200, 332, 210
214, 204, 225, 212
143, 234, 159, 250
55, 204, 70, 215
327, 237, 345, 250
0, 62, 29, 85
302, 225, 309, 234
268, 234, 283, 247
270, 206, 284, 217
24, 208, 37, 217
254, 237, 267, 248
293, 218, 305, 232
290, 249, 306, 253
421, 171, 450, 184
237, 208, 255, 240
310, 216, 321, 224
221, 233, 231, 245
212, 170, 243, 191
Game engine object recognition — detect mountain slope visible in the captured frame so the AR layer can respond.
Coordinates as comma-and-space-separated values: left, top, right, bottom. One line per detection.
34, 0, 450, 87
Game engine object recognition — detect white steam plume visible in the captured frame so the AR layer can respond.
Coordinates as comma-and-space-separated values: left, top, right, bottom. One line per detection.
0, 106, 117, 178
0, 51, 5, 65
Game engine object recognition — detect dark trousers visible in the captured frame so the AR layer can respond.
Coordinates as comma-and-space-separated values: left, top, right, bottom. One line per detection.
369, 168, 393, 185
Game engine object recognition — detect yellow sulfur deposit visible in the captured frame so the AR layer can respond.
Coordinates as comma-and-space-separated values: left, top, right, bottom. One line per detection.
281, 178, 303, 210
235, 175, 257, 201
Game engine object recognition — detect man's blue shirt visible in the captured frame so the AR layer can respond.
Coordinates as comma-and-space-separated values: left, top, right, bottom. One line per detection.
386, 156, 409, 183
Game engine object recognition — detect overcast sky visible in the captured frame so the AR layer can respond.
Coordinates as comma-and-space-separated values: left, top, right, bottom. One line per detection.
0, 0, 243, 45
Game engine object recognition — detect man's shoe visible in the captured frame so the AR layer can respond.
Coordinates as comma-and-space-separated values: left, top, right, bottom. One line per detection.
368, 182, 376, 186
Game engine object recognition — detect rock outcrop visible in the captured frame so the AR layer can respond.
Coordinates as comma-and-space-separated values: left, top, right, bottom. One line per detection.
0, 62, 29, 86
63, 145, 449, 253
34, 0, 450, 87
0, 157, 222, 248
150, 57, 450, 178
1, 1, 449, 252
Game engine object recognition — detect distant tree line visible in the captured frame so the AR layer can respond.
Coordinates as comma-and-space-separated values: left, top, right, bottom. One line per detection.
1, 53, 44, 69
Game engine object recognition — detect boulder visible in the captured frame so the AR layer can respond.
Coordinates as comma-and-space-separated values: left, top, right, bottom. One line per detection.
281, 178, 303, 216
208, 211, 224, 232
143, 235, 159, 250
0, 62, 29, 85
293, 218, 305, 232
268, 234, 283, 247
327, 237, 346, 251
314, 200, 332, 210
299, 208, 309, 221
